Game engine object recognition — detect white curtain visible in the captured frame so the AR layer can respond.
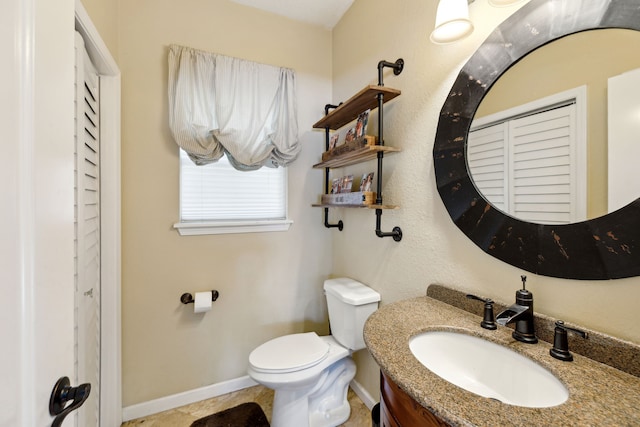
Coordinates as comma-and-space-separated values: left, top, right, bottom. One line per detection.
168, 44, 300, 170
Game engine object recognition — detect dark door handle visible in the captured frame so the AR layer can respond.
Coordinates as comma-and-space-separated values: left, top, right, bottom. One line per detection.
49, 376, 91, 427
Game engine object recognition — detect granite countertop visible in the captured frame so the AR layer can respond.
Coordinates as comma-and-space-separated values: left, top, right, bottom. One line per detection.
364, 296, 640, 426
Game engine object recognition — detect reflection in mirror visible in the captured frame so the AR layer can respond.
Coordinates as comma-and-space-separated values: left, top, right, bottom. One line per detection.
468, 29, 640, 225
433, 0, 640, 279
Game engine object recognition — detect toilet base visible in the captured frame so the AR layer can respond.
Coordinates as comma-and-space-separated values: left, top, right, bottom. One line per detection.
270, 357, 356, 427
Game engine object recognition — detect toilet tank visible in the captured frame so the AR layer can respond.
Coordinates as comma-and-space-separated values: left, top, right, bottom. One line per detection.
324, 278, 380, 351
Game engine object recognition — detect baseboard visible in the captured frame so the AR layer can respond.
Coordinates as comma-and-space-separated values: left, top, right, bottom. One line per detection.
122, 376, 258, 421
350, 379, 378, 410
123, 375, 376, 421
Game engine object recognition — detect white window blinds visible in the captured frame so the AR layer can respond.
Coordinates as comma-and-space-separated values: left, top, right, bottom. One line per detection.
179, 149, 287, 222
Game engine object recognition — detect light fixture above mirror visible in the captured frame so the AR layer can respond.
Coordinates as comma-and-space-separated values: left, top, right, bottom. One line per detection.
430, 0, 474, 44
431, 0, 527, 44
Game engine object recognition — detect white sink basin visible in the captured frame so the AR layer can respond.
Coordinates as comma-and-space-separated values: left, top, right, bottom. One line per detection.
409, 331, 568, 408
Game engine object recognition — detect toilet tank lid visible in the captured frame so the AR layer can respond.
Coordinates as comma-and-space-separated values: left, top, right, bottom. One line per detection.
324, 278, 380, 305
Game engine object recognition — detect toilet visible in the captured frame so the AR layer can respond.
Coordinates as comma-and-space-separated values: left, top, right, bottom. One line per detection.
247, 278, 380, 427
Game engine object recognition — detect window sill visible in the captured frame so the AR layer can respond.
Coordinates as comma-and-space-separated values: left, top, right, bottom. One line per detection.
173, 219, 293, 236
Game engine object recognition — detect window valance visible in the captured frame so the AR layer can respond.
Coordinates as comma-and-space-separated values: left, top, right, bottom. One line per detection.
168, 45, 300, 170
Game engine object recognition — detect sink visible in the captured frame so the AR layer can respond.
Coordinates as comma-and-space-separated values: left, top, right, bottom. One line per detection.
409, 331, 568, 408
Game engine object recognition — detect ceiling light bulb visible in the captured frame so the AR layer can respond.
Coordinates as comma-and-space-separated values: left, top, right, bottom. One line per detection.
430, 0, 474, 44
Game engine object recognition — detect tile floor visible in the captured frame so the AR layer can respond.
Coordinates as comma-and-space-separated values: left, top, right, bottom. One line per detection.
121, 385, 372, 426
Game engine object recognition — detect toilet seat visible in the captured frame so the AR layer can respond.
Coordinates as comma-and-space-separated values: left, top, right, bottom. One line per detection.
249, 332, 329, 373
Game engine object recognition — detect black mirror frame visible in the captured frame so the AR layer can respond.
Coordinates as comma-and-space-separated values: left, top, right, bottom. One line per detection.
433, 0, 640, 280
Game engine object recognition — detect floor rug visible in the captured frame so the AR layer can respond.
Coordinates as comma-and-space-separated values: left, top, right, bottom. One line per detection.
190, 402, 270, 427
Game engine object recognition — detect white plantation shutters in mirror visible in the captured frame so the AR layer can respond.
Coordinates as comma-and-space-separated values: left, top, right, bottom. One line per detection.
469, 99, 586, 225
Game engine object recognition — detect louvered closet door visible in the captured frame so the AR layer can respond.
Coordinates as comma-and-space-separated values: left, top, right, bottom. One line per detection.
469, 102, 583, 224
508, 105, 577, 224
467, 123, 509, 212
75, 32, 101, 427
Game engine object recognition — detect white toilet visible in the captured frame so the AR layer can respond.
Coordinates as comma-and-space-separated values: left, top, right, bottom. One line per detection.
247, 278, 380, 427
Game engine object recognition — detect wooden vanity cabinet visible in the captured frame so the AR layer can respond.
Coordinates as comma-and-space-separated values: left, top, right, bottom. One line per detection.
380, 371, 450, 427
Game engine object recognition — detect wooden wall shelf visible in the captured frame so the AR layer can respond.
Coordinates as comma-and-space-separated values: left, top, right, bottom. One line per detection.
312, 85, 401, 130
314, 58, 404, 241
312, 203, 399, 210
313, 146, 401, 169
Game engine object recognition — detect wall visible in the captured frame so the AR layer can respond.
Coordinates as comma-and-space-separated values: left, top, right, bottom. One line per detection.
475, 29, 640, 220
80, 0, 119, 59
331, 0, 640, 399
117, 0, 333, 406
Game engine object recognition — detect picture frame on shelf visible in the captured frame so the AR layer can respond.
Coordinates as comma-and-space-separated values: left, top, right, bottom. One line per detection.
360, 172, 374, 192
329, 133, 339, 150
331, 178, 340, 194
356, 110, 369, 138
345, 127, 356, 143
341, 175, 354, 193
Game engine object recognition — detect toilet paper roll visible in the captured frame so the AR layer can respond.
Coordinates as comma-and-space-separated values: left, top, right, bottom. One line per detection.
194, 291, 212, 313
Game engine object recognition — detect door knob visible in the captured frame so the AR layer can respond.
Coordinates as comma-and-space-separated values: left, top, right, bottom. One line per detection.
49, 376, 91, 427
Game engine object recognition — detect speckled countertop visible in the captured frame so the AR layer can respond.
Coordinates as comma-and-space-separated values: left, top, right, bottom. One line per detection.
364, 296, 640, 426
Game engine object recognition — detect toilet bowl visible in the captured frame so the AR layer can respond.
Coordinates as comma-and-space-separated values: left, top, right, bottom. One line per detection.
247, 278, 380, 427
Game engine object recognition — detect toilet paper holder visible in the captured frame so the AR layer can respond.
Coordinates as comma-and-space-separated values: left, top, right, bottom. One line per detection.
180, 290, 219, 305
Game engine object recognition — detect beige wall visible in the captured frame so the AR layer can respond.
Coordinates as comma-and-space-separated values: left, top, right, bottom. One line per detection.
80, 0, 119, 59
475, 29, 640, 219
118, 0, 333, 406
332, 0, 640, 399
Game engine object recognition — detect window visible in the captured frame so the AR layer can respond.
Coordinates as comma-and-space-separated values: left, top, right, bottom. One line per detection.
174, 149, 292, 235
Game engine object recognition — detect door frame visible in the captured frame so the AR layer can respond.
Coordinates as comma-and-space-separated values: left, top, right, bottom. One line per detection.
1, 0, 77, 424
75, 2, 122, 425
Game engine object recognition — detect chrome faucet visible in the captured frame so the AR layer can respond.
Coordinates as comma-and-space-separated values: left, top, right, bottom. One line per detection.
496, 276, 538, 344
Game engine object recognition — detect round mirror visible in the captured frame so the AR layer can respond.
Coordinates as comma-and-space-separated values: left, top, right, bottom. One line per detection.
468, 28, 640, 225
433, 0, 640, 280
